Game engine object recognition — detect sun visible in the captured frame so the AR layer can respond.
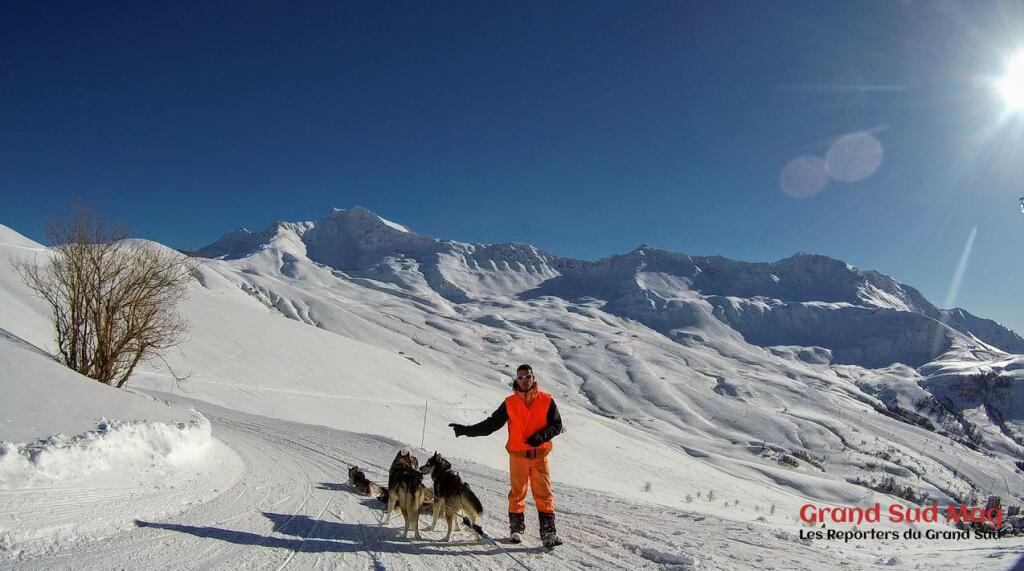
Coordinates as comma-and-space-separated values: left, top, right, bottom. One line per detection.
997, 51, 1024, 112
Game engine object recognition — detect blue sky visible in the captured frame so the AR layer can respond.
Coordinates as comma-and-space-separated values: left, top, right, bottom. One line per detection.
2, 1, 1024, 331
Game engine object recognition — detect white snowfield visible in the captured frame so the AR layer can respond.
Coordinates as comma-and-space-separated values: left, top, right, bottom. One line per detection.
0, 330, 242, 558
0, 414, 215, 486
5, 394, 1013, 571
2, 209, 1024, 569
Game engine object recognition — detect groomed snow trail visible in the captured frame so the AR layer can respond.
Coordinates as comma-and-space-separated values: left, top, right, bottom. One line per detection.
0, 396, 920, 570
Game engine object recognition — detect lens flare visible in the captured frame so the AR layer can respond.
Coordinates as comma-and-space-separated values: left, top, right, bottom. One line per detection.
780, 156, 829, 198
825, 133, 884, 183
930, 226, 978, 356
997, 51, 1024, 112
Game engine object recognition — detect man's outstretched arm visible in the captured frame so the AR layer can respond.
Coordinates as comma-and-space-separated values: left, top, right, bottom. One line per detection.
451, 402, 508, 437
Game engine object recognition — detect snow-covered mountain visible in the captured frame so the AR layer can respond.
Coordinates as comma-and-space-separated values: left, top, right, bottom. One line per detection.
6, 208, 1024, 569
533, 247, 1019, 368
197, 207, 1021, 368
185, 207, 1024, 478
195, 206, 564, 301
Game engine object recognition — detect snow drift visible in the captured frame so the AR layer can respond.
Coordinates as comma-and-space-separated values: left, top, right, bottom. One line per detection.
0, 413, 213, 488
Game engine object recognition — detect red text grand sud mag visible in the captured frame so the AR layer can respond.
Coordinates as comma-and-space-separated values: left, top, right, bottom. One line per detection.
800, 503, 1004, 528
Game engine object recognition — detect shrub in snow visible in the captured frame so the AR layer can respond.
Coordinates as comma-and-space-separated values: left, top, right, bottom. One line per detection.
791, 449, 826, 470
848, 475, 930, 505
778, 454, 800, 468
12, 208, 194, 388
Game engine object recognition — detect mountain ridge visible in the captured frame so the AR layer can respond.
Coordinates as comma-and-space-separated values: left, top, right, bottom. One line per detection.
192, 209, 1024, 357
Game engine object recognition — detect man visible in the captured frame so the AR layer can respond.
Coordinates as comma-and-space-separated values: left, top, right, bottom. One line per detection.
449, 364, 564, 547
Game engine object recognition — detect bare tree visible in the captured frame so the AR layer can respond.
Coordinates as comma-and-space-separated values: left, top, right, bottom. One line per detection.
13, 208, 195, 388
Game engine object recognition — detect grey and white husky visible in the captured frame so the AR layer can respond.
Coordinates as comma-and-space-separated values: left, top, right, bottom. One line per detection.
420, 451, 483, 541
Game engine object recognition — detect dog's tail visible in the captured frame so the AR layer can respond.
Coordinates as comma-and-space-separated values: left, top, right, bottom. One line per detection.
416, 484, 428, 510
402, 483, 427, 519
460, 484, 484, 517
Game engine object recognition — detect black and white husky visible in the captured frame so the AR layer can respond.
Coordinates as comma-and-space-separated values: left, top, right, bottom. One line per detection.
419, 451, 483, 541
386, 449, 428, 539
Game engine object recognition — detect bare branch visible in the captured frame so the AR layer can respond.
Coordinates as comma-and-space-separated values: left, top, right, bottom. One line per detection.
12, 207, 194, 388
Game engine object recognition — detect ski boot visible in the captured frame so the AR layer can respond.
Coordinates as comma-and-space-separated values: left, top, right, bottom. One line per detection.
539, 511, 563, 548
509, 512, 525, 544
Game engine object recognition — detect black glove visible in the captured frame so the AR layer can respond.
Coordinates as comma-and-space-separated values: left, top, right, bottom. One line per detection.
449, 423, 467, 437
526, 432, 545, 447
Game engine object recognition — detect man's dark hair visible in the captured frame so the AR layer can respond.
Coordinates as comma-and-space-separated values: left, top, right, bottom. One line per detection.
516, 364, 533, 373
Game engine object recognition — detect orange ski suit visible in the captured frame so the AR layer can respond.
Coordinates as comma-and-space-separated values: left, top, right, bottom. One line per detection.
505, 391, 555, 513
455, 385, 563, 515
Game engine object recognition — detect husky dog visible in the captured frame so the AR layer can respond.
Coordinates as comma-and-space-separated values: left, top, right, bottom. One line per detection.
386, 449, 428, 539
378, 480, 434, 513
347, 465, 383, 497
420, 451, 484, 541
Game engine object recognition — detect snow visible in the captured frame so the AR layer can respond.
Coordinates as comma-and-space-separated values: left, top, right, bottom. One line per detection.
0, 396, 904, 570
378, 215, 410, 233
4, 211, 1024, 569
1, 413, 214, 487
627, 544, 699, 568
0, 418, 240, 559
0, 323, 242, 560
0, 226, 45, 250
0, 228, 243, 558
0, 328, 192, 442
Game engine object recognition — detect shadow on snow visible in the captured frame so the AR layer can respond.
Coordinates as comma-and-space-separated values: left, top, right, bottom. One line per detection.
135, 511, 546, 557
315, 482, 351, 492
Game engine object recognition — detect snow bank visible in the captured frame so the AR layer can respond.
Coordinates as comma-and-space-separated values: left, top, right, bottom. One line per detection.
0, 411, 241, 560
0, 412, 213, 488
0, 327, 192, 443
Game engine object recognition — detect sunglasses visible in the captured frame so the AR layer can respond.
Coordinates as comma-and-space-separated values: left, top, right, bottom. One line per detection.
515, 374, 535, 381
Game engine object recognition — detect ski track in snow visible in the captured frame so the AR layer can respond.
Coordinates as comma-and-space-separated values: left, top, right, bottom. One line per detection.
0, 395, 917, 571
9, 394, 1024, 571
